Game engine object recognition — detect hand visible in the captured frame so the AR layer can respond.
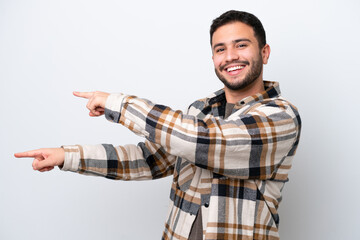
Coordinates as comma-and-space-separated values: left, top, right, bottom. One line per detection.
14, 148, 65, 172
73, 91, 110, 117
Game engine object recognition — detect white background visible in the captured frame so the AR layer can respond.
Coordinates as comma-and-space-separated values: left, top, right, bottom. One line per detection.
1, 0, 359, 239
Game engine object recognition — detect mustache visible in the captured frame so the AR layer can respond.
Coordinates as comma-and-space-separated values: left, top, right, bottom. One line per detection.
219, 60, 250, 71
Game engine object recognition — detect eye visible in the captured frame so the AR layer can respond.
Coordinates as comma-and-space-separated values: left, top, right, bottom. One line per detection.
237, 44, 247, 48
215, 48, 225, 53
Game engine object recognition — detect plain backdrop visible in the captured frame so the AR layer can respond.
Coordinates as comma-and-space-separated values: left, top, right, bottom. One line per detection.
1, 0, 359, 239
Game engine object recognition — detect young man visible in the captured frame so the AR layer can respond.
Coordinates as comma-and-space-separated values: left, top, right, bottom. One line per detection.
15, 10, 301, 240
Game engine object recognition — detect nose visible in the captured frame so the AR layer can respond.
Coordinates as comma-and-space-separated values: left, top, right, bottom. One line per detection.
225, 47, 239, 62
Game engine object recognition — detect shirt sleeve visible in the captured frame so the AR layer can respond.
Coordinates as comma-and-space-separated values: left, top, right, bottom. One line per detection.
104, 93, 301, 180
61, 140, 176, 181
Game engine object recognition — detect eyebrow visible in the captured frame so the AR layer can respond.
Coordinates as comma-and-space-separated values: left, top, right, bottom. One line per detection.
212, 38, 252, 50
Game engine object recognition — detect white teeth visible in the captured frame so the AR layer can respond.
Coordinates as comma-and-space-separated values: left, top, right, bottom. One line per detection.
227, 65, 244, 72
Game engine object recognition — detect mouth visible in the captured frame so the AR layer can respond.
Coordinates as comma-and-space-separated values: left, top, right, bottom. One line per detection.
224, 64, 246, 75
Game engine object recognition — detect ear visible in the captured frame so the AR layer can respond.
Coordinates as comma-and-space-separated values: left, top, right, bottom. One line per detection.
261, 44, 271, 64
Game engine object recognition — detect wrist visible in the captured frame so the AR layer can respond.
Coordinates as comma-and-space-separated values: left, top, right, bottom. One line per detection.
58, 147, 65, 169
60, 145, 81, 172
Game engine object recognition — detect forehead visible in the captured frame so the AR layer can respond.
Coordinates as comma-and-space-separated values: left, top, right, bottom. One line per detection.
211, 21, 256, 46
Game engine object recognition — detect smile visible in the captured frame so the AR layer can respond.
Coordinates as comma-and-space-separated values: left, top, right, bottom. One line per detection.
226, 65, 245, 72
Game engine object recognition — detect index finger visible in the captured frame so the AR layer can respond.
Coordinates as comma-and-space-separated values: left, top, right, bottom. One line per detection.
14, 150, 42, 158
73, 91, 94, 99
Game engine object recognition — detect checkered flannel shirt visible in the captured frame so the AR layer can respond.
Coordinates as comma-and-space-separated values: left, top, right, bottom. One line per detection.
62, 81, 301, 240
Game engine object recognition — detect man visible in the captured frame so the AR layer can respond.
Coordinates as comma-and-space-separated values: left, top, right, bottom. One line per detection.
15, 10, 301, 239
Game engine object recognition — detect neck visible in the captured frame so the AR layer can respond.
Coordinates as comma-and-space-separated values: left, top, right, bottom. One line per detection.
224, 78, 265, 104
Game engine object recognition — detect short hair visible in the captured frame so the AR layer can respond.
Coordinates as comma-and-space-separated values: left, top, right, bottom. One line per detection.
210, 10, 266, 48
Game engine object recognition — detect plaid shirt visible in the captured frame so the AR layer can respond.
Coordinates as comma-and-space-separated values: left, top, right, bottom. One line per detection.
62, 81, 301, 240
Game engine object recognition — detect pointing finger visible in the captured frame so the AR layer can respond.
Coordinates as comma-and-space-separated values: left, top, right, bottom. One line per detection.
14, 150, 42, 158
73, 91, 94, 99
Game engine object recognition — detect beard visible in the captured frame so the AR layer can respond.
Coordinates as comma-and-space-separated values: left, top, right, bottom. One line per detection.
215, 53, 263, 91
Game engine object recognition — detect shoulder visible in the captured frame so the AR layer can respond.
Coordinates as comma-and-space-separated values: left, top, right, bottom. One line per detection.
247, 95, 299, 115
186, 97, 207, 116
186, 89, 224, 115
243, 96, 302, 133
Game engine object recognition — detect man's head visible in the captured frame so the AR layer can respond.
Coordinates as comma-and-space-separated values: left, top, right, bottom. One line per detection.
210, 10, 266, 49
210, 10, 270, 92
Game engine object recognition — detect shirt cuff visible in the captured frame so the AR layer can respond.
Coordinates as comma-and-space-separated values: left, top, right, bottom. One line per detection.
60, 145, 81, 172
105, 93, 126, 123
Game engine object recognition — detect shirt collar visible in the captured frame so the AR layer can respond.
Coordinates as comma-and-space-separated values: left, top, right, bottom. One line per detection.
206, 81, 281, 107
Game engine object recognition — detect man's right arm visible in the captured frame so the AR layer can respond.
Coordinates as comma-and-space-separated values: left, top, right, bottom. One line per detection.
15, 140, 176, 181
62, 141, 176, 180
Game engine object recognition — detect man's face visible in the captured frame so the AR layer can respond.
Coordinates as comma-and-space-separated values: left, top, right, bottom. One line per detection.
212, 21, 268, 91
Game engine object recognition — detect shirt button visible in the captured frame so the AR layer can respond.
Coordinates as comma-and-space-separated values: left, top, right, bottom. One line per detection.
204, 203, 209, 208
